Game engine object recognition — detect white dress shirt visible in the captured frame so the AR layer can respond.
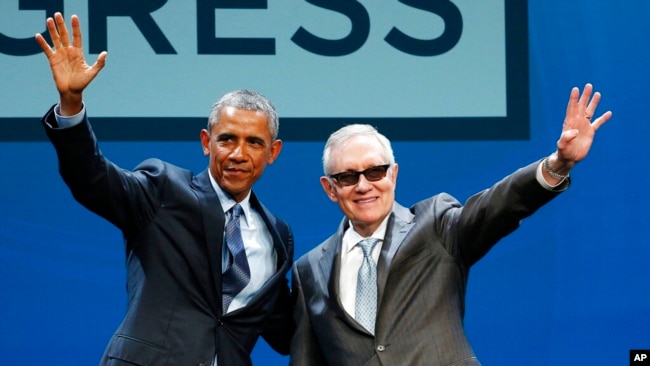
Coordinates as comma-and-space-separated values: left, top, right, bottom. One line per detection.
208, 174, 276, 313
338, 215, 389, 318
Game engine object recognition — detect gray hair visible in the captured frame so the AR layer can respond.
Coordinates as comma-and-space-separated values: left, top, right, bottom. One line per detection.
322, 124, 396, 175
207, 89, 279, 140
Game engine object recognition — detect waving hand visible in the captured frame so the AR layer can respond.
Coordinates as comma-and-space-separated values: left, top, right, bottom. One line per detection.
542, 83, 613, 184
557, 83, 612, 164
35, 12, 107, 116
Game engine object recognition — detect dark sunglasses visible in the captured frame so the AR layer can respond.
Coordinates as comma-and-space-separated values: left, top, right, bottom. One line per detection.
329, 164, 391, 187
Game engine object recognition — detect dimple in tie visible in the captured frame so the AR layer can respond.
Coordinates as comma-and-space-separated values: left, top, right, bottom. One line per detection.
355, 238, 380, 334
221, 204, 250, 313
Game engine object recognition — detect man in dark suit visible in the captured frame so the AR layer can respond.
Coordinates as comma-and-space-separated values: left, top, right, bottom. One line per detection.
290, 84, 612, 365
35, 13, 293, 365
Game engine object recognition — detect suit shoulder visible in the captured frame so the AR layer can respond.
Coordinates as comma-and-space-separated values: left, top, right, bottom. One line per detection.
295, 235, 335, 266
134, 158, 189, 173
411, 193, 462, 213
133, 158, 194, 180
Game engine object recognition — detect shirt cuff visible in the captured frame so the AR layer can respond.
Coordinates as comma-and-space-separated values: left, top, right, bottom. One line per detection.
53, 103, 85, 128
536, 160, 567, 190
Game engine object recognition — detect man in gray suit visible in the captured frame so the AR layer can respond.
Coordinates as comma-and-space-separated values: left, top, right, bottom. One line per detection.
290, 84, 612, 365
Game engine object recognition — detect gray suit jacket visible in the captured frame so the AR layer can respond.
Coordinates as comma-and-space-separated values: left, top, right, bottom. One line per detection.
291, 161, 564, 366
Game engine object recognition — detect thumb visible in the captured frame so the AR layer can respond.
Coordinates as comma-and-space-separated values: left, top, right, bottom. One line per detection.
557, 129, 578, 149
89, 51, 108, 76
562, 129, 579, 141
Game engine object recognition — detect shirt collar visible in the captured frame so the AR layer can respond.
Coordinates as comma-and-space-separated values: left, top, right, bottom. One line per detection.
343, 214, 390, 254
208, 170, 252, 223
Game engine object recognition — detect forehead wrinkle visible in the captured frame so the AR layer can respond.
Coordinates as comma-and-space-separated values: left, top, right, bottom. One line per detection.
331, 137, 387, 172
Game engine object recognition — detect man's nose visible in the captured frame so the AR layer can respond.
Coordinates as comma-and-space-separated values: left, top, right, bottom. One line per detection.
230, 143, 247, 159
354, 174, 373, 191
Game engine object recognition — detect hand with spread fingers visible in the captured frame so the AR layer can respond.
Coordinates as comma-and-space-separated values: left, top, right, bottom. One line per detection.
34, 12, 107, 116
543, 83, 613, 184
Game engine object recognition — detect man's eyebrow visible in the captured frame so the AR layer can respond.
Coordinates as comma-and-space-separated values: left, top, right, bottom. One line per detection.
216, 132, 235, 139
247, 136, 267, 146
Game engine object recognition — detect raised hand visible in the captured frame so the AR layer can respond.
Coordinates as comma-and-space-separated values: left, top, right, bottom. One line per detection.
35, 12, 107, 116
556, 83, 612, 165
541, 84, 612, 184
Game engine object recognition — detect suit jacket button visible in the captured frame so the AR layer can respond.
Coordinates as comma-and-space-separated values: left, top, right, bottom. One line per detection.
376, 344, 385, 352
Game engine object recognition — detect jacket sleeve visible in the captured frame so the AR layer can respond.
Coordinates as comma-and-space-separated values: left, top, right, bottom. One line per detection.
261, 218, 295, 354
42, 105, 163, 234
289, 263, 328, 366
432, 160, 565, 266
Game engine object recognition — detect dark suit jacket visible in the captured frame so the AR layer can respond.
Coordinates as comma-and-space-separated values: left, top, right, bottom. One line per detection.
291, 161, 564, 366
42, 106, 294, 366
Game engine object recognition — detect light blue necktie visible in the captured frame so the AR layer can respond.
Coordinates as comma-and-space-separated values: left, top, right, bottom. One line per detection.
221, 204, 250, 313
355, 238, 380, 334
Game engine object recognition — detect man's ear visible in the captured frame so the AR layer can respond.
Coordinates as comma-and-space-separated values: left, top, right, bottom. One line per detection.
267, 139, 283, 164
200, 129, 210, 156
391, 163, 399, 185
320, 176, 338, 202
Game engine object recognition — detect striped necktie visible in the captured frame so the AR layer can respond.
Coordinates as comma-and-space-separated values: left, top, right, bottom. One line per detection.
221, 204, 250, 313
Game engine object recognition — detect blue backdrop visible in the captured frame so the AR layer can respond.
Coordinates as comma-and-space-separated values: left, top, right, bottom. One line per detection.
1, 1, 648, 365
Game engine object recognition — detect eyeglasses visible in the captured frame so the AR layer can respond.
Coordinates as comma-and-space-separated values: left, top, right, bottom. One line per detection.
328, 164, 391, 187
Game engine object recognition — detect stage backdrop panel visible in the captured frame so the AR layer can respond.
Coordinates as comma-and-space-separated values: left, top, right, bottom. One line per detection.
1, 1, 648, 365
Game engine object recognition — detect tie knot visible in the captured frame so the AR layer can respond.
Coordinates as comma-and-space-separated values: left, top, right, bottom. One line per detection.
357, 238, 380, 257
229, 203, 243, 219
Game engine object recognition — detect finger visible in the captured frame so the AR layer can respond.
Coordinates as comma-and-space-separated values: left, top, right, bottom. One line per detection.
71, 15, 82, 48
565, 86, 580, 116
34, 33, 54, 57
577, 83, 593, 111
55, 12, 70, 47
46, 16, 61, 49
584, 91, 601, 120
93, 51, 108, 70
591, 111, 612, 131
563, 129, 579, 142
88, 51, 108, 78
556, 129, 579, 150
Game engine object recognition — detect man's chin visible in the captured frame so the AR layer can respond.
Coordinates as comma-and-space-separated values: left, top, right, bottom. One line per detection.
222, 182, 251, 199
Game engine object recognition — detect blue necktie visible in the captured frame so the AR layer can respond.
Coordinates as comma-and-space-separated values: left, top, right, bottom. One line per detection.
355, 238, 380, 334
222, 204, 250, 313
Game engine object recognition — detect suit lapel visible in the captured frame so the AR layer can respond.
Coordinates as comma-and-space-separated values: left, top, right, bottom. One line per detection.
320, 219, 363, 327
250, 193, 288, 268
192, 169, 225, 314
320, 218, 378, 334
226, 192, 293, 315
320, 220, 344, 300
377, 202, 414, 304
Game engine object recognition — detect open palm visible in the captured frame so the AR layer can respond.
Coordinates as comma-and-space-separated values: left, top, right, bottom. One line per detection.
35, 13, 106, 112
557, 84, 612, 165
